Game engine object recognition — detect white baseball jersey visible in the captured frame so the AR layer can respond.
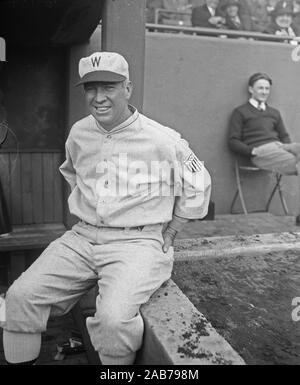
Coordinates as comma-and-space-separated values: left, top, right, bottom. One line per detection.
60, 107, 211, 228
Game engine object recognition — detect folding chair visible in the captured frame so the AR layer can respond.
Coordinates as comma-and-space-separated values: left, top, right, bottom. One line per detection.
230, 157, 289, 215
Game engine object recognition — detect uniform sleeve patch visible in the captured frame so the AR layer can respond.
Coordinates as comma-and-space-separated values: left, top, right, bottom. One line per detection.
184, 153, 203, 173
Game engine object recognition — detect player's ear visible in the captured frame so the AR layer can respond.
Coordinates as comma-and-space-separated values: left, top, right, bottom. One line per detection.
124, 80, 133, 100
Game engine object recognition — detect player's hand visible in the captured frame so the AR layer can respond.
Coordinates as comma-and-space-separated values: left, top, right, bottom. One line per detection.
251, 147, 258, 156
282, 143, 300, 156
275, 30, 289, 37
209, 16, 225, 28
162, 227, 177, 253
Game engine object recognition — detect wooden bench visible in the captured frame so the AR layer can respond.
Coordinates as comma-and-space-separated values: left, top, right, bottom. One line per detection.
0, 224, 66, 284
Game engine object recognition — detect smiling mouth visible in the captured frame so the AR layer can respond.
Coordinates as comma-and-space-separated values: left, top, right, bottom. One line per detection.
94, 106, 111, 113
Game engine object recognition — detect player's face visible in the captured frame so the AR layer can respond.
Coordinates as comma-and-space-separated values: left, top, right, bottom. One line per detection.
84, 80, 132, 131
226, 5, 239, 17
249, 79, 271, 103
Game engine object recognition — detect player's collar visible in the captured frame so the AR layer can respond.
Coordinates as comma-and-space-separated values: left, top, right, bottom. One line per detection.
94, 105, 139, 135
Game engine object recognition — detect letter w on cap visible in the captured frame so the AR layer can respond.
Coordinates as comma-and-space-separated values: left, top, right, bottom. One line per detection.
91, 56, 101, 67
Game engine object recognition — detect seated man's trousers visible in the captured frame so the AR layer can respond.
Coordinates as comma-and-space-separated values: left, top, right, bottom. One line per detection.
252, 141, 300, 175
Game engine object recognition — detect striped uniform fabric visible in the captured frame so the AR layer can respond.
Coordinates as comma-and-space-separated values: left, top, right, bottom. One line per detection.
184, 152, 203, 173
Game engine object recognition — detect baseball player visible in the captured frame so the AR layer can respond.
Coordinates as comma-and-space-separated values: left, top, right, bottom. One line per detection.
1, 52, 211, 365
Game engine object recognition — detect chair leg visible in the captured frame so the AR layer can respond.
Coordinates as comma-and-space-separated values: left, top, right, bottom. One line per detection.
266, 176, 280, 212
235, 162, 248, 215
277, 175, 289, 215
230, 189, 239, 214
266, 174, 289, 215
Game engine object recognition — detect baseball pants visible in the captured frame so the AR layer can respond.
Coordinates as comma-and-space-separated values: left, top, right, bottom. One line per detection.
3, 221, 174, 357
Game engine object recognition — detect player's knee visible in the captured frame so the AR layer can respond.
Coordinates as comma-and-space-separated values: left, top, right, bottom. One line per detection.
87, 306, 125, 353
6, 280, 34, 307
99, 305, 126, 332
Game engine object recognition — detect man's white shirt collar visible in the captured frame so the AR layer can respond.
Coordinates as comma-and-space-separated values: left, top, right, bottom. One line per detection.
249, 98, 266, 111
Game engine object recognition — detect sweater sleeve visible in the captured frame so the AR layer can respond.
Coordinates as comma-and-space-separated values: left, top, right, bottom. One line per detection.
276, 112, 291, 144
228, 109, 254, 156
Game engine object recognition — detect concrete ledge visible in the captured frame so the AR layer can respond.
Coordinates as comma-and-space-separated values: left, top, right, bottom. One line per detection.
137, 232, 300, 364
174, 232, 300, 261
137, 279, 245, 365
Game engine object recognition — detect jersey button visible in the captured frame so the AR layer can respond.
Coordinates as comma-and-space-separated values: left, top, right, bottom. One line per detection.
104, 180, 108, 187
107, 135, 112, 139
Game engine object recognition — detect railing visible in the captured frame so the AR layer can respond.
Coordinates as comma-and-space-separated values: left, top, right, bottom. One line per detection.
146, 23, 300, 45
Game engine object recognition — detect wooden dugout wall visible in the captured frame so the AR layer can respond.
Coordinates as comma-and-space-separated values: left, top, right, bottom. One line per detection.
0, 150, 63, 225
0, 46, 66, 227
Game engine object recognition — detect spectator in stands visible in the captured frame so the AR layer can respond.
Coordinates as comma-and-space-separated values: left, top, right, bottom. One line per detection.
266, 0, 279, 13
264, 0, 300, 37
290, 0, 300, 31
161, 0, 192, 25
241, 0, 271, 32
222, 0, 253, 30
228, 73, 300, 225
146, 0, 192, 25
146, 0, 163, 23
191, 0, 226, 28
163, 0, 191, 12
292, 0, 300, 12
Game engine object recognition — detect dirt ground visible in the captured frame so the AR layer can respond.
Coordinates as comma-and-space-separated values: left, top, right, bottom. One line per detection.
172, 222, 300, 365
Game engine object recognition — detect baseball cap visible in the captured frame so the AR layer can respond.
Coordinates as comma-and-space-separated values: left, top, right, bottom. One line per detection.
77, 52, 129, 86
222, 0, 240, 10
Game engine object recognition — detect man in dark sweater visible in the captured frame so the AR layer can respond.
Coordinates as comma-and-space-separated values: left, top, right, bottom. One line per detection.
228, 72, 300, 224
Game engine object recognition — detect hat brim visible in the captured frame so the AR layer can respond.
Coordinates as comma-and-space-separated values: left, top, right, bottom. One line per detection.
76, 70, 127, 86
221, 1, 240, 10
225, 3, 240, 8
272, 9, 294, 18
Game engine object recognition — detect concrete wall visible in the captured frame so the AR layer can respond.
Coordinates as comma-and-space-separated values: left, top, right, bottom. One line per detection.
68, 28, 300, 214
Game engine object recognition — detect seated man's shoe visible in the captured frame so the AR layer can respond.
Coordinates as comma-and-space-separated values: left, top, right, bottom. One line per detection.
296, 215, 300, 226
